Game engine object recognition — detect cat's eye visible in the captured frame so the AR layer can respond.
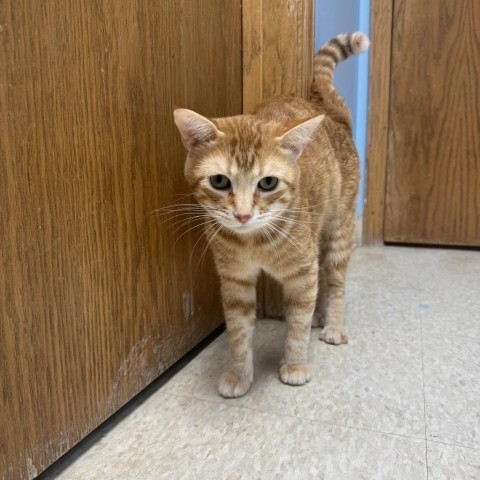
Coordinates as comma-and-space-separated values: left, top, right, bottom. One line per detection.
209, 174, 231, 190
258, 176, 278, 191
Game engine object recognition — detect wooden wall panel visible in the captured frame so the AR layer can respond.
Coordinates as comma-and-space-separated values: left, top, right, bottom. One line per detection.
243, 0, 314, 113
0, 1, 242, 478
384, 0, 480, 245
243, 0, 314, 318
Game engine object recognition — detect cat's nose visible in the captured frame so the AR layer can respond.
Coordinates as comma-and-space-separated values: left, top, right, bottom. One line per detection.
234, 213, 252, 224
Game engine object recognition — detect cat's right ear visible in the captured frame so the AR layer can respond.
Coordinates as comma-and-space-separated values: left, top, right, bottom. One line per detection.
173, 109, 222, 152
276, 115, 325, 161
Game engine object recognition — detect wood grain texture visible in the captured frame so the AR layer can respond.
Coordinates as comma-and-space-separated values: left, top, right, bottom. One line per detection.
297, 0, 315, 99
362, 0, 393, 245
385, 0, 480, 245
243, 0, 313, 108
243, 0, 314, 318
0, 1, 241, 478
261, 0, 313, 101
242, 0, 264, 113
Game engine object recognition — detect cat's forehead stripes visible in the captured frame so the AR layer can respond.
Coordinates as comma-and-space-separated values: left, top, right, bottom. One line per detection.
218, 118, 265, 172
190, 115, 297, 197
260, 158, 294, 182
196, 153, 230, 177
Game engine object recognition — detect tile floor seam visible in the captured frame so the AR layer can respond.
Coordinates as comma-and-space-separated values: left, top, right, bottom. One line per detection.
162, 390, 427, 444
426, 438, 480, 451
421, 330, 479, 342
419, 300, 430, 480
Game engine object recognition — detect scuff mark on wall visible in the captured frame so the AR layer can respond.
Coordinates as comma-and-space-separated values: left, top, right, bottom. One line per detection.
182, 290, 194, 320
106, 337, 157, 411
151, 319, 205, 372
26, 457, 37, 480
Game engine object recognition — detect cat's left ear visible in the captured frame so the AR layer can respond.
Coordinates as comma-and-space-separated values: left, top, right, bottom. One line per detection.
277, 115, 325, 161
173, 108, 223, 152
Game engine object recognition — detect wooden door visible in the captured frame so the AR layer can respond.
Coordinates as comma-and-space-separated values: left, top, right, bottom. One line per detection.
383, 0, 480, 245
0, 1, 241, 478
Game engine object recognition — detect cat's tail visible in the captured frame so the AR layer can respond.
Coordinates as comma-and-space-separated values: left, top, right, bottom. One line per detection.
311, 32, 370, 97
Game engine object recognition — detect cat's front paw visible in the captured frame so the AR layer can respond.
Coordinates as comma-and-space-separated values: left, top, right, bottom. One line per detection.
279, 361, 311, 386
218, 369, 253, 398
319, 326, 348, 345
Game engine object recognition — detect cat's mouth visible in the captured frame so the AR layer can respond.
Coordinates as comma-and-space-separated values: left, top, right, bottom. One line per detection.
223, 221, 259, 234
218, 216, 264, 235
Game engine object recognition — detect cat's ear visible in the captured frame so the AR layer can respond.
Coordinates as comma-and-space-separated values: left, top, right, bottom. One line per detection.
277, 115, 325, 161
173, 109, 222, 152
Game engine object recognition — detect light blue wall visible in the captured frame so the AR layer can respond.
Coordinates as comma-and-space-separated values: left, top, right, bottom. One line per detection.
315, 0, 370, 216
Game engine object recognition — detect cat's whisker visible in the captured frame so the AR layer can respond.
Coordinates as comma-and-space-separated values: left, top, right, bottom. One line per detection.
172, 193, 194, 199
280, 206, 328, 216
170, 216, 216, 237
277, 217, 311, 235
269, 211, 311, 221
150, 204, 205, 214
260, 225, 281, 260
267, 221, 306, 258
190, 221, 219, 266
155, 212, 212, 228
284, 207, 327, 213
163, 193, 196, 205
173, 218, 219, 250
170, 217, 210, 236
164, 211, 213, 225
155, 208, 213, 226
195, 223, 223, 272
273, 215, 321, 228
194, 226, 218, 270
275, 199, 331, 210
149, 204, 227, 223
264, 208, 327, 220
171, 215, 218, 235
148, 206, 205, 218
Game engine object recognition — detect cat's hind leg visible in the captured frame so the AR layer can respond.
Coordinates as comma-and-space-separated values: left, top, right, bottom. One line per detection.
318, 216, 354, 345
312, 266, 327, 328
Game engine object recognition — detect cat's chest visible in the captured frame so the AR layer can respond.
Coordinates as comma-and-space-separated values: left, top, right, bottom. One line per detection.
234, 242, 303, 279
213, 226, 316, 279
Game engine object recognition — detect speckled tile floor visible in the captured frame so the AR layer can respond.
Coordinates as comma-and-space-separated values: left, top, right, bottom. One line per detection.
40, 246, 480, 480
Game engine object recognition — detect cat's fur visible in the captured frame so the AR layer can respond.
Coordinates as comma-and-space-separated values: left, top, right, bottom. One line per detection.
174, 32, 370, 398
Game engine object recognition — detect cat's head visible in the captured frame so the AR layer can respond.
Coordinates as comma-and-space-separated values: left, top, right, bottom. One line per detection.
173, 109, 324, 235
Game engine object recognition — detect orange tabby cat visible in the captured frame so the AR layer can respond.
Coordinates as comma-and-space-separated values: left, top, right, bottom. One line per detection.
174, 32, 369, 398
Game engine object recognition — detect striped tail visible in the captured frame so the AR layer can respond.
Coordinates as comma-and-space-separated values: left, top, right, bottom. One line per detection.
312, 32, 370, 96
